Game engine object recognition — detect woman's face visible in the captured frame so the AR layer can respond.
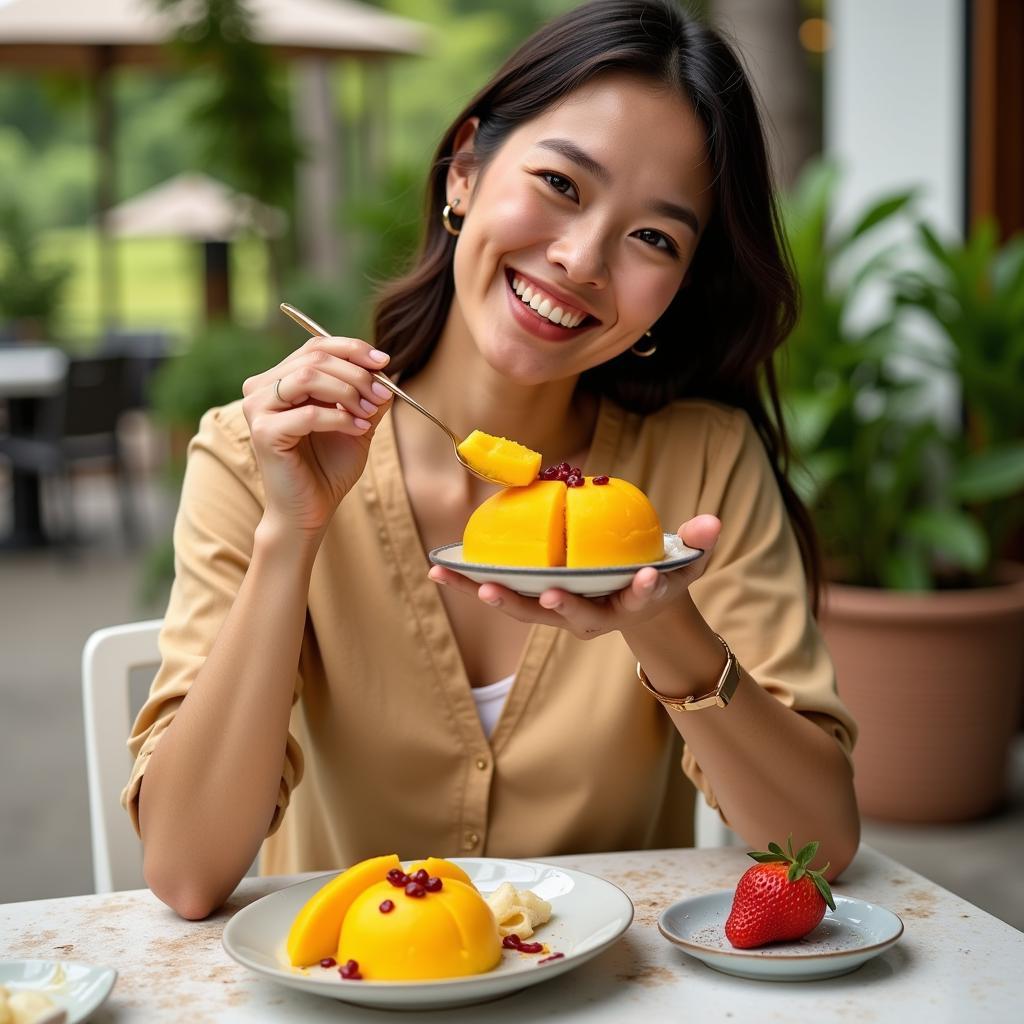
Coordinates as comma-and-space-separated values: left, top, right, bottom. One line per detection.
448, 73, 714, 385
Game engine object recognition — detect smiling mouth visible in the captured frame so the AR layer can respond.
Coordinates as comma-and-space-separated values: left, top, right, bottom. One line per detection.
505, 269, 598, 329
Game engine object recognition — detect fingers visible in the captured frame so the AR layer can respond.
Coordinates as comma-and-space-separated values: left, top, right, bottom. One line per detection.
243, 341, 394, 430
243, 336, 391, 405
249, 403, 376, 450
679, 513, 721, 554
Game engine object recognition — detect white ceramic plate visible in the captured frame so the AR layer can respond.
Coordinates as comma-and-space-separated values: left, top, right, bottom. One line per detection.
223, 857, 633, 1010
428, 533, 703, 597
658, 891, 904, 981
0, 960, 117, 1023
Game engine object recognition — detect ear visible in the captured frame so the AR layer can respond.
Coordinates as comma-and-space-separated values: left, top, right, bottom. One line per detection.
445, 117, 480, 204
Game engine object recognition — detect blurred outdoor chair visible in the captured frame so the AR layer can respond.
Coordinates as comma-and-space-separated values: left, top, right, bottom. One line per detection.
0, 354, 139, 548
82, 618, 162, 893
81, 619, 733, 894
100, 329, 171, 410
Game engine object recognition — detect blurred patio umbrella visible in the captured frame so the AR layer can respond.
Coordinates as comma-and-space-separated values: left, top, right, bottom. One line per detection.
0, 0, 428, 327
106, 172, 286, 321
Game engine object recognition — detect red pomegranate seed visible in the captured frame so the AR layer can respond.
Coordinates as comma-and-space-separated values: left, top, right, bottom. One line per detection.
502, 934, 523, 949
538, 952, 565, 964
405, 881, 426, 898
379, 899, 395, 913
566, 475, 584, 487
412, 868, 429, 885
593, 475, 610, 485
319, 957, 337, 968
570, 466, 582, 477
425, 876, 443, 892
557, 462, 570, 472
386, 869, 408, 887
339, 959, 362, 980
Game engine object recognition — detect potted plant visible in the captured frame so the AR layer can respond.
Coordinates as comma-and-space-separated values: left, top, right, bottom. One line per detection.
780, 162, 1024, 822
0, 203, 72, 341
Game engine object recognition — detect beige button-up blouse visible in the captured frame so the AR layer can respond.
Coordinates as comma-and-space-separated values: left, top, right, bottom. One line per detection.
122, 396, 856, 874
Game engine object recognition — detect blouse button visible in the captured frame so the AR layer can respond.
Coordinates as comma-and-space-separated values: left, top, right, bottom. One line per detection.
463, 831, 480, 850
475, 757, 488, 771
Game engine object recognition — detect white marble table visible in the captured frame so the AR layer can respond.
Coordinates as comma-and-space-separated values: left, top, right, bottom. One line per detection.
2, 845, 1022, 1022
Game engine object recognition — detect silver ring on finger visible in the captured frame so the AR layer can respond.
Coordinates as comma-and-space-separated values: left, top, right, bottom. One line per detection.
274, 377, 292, 406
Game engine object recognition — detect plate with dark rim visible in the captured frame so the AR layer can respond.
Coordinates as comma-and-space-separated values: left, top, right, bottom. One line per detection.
658, 891, 904, 981
428, 533, 702, 598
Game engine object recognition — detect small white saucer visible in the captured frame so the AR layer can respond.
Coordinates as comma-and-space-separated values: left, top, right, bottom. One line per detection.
658, 891, 904, 981
0, 960, 117, 1023
428, 533, 703, 597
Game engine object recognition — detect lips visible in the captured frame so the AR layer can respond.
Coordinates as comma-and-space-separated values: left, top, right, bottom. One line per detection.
505, 268, 599, 329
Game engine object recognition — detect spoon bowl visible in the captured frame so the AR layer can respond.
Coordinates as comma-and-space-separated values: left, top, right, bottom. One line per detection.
279, 303, 504, 484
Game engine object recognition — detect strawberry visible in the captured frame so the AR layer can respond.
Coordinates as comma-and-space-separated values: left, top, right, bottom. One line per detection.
724, 835, 836, 949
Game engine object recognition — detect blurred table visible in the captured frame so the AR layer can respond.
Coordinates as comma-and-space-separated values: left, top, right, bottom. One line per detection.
2, 845, 1022, 1022
0, 346, 67, 547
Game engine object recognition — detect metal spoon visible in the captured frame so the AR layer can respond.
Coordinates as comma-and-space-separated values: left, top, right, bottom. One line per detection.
279, 302, 502, 484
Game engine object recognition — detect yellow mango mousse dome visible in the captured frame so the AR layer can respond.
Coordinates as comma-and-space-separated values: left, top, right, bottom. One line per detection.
463, 472, 664, 568
338, 877, 501, 981
286, 856, 501, 981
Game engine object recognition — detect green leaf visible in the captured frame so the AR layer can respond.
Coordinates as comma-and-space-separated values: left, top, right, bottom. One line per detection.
905, 508, 989, 572
795, 841, 820, 866
809, 868, 836, 911
747, 852, 787, 864
881, 548, 932, 591
767, 842, 786, 858
953, 445, 1024, 502
848, 190, 916, 242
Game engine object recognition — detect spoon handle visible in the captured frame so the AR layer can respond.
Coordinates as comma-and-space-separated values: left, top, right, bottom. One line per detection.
278, 303, 462, 446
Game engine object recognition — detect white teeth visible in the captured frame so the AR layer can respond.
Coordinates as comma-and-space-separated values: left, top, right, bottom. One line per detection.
510, 273, 587, 327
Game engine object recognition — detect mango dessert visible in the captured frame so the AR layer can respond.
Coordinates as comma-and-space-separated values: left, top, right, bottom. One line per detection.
463, 464, 664, 568
287, 855, 501, 981
456, 430, 542, 486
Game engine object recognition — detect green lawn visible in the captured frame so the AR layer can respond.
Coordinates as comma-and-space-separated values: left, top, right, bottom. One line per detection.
39, 228, 271, 346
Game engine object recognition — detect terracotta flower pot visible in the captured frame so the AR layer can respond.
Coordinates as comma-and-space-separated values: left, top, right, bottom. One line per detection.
820, 566, 1024, 823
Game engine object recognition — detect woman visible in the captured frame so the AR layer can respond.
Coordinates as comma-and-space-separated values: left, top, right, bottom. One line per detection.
127, 0, 860, 920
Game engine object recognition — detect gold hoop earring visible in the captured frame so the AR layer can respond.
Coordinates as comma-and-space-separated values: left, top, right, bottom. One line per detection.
441, 197, 462, 236
630, 330, 657, 358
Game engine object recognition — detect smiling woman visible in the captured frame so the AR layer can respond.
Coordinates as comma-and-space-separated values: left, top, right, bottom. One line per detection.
126, 0, 859, 923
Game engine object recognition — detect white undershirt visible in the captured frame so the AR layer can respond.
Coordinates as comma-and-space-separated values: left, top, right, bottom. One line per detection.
471, 673, 515, 738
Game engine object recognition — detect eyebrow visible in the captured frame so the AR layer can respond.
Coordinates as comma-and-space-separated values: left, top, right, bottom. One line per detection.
536, 137, 701, 235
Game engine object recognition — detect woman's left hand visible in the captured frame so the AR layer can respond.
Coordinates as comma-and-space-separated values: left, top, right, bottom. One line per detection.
427, 514, 721, 640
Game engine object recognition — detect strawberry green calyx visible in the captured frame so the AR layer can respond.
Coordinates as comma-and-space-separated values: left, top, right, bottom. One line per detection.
745, 834, 836, 911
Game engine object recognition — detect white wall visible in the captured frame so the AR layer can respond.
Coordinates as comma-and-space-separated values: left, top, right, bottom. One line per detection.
826, 0, 965, 237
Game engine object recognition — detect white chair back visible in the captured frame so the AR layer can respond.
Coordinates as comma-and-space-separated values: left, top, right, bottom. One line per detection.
81, 619, 163, 893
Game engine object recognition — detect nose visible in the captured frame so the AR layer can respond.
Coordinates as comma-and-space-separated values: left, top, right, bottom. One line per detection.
546, 219, 610, 289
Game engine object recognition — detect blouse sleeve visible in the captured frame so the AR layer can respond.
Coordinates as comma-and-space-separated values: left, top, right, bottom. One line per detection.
681, 406, 857, 816
120, 403, 305, 837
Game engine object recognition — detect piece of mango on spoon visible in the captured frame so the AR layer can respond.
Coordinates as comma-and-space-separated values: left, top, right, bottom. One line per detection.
456, 430, 542, 487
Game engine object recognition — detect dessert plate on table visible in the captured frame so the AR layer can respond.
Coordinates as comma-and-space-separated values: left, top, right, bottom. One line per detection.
223, 857, 634, 1010
658, 891, 904, 981
0, 960, 118, 1023
428, 533, 703, 598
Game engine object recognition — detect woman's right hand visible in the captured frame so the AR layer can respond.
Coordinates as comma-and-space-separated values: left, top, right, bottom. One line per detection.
241, 335, 394, 538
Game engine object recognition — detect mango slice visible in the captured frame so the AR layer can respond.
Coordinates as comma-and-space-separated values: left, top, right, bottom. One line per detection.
456, 430, 542, 486
338, 877, 502, 980
405, 856, 474, 886
286, 853, 401, 967
566, 477, 664, 567
463, 480, 566, 566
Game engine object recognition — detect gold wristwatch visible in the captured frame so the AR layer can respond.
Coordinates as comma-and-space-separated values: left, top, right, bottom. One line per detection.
636, 633, 740, 711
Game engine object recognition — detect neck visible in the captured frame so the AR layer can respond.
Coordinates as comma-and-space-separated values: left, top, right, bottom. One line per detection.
394, 309, 599, 491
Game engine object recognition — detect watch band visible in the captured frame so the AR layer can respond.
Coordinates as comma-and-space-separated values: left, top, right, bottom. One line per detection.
636, 633, 740, 712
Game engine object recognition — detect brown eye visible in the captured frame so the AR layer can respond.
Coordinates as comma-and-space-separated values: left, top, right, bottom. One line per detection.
541, 172, 578, 200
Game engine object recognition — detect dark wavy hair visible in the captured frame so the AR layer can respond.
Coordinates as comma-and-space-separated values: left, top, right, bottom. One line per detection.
372, 0, 820, 605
